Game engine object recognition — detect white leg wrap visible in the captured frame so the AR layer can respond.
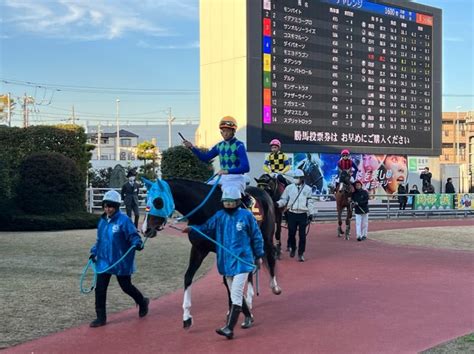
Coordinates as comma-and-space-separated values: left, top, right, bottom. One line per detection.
183, 286, 192, 321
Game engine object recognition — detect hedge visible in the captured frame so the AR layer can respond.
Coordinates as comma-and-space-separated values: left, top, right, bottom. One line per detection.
18, 152, 85, 214
0, 124, 93, 202
0, 211, 99, 231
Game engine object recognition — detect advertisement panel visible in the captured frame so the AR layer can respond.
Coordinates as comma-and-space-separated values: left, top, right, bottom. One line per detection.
288, 153, 408, 196
457, 193, 473, 210
413, 194, 454, 210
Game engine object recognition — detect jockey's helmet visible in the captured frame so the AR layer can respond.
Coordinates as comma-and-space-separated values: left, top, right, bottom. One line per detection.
341, 149, 350, 156
269, 139, 281, 148
102, 190, 122, 206
221, 186, 241, 201
219, 116, 237, 130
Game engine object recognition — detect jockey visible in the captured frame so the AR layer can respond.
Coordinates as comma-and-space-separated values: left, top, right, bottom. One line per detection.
263, 139, 290, 185
336, 149, 355, 189
182, 116, 250, 203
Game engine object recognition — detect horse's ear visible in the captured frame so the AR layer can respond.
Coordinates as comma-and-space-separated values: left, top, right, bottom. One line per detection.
141, 177, 153, 189
156, 179, 165, 191
254, 178, 260, 183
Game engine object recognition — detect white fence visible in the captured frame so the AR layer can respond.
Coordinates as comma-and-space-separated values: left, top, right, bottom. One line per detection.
85, 188, 473, 219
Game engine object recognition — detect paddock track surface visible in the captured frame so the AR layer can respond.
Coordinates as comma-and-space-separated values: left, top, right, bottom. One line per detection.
6, 219, 474, 354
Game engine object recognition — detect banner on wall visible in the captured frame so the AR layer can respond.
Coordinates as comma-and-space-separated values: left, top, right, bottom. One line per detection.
457, 193, 473, 209
291, 153, 408, 197
413, 194, 454, 210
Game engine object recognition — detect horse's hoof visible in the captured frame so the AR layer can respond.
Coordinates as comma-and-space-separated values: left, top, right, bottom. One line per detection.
183, 317, 193, 329
337, 234, 342, 238
272, 286, 282, 295
345, 236, 350, 240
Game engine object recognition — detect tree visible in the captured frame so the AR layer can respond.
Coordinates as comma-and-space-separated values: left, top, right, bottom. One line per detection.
161, 145, 214, 181
137, 141, 160, 179
17, 152, 85, 214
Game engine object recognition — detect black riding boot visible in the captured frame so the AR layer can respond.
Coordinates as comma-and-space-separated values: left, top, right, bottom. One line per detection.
240, 299, 254, 329
138, 297, 149, 317
216, 305, 241, 339
90, 309, 106, 328
134, 215, 139, 228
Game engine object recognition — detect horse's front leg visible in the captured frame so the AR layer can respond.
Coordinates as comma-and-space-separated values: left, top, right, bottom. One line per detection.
274, 211, 282, 260
345, 208, 352, 240
183, 246, 209, 329
337, 210, 344, 237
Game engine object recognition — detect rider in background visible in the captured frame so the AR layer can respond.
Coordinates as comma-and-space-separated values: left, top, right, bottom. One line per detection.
263, 139, 290, 185
182, 116, 250, 204
336, 149, 355, 191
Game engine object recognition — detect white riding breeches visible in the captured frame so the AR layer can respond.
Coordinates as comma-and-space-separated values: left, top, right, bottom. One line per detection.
208, 174, 246, 195
225, 273, 248, 307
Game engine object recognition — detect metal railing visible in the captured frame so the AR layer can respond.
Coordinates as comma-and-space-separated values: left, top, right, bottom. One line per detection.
85, 188, 473, 219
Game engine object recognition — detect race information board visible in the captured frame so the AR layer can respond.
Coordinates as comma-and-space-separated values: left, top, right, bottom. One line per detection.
259, 0, 439, 151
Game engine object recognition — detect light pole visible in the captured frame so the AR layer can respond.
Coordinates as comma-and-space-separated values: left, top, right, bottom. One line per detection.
168, 107, 176, 148
455, 106, 462, 164
116, 99, 120, 161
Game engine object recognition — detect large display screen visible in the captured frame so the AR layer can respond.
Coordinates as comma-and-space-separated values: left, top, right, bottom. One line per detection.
248, 0, 442, 155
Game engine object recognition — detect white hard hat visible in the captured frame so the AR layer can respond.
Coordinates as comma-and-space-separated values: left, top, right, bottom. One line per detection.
103, 190, 122, 204
221, 186, 241, 201
293, 169, 305, 178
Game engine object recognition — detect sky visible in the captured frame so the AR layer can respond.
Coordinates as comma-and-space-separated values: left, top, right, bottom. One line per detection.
0, 0, 473, 128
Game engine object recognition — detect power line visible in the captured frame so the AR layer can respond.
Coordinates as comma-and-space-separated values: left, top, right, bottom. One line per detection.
1, 78, 199, 95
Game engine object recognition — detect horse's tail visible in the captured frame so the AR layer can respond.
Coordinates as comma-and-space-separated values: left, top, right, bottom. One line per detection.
246, 186, 277, 279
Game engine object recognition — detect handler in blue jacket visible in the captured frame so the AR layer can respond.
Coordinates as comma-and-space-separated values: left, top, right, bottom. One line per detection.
186, 186, 264, 340
89, 190, 148, 328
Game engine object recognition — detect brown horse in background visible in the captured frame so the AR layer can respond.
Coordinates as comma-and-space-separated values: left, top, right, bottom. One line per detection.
335, 170, 353, 240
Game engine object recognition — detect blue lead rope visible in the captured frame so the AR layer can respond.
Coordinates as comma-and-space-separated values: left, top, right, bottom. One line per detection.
79, 237, 149, 294
176, 175, 221, 222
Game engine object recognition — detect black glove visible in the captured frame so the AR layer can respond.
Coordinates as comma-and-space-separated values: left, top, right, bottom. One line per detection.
89, 254, 96, 263
135, 242, 144, 251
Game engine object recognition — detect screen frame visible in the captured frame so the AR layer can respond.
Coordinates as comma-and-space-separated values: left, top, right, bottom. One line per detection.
247, 0, 442, 155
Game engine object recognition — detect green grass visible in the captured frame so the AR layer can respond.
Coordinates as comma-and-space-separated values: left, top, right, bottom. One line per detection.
0, 229, 214, 349
422, 333, 474, 353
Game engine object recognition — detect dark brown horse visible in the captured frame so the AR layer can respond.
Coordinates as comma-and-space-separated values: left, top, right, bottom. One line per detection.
255, 174, 287, 259
335, 170, 353, 239
142, 178, 282, 329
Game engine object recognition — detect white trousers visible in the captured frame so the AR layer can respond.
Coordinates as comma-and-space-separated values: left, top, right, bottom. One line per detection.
209, 174, 246, 195
355, 213, 369, 239
225, 273, 248, 307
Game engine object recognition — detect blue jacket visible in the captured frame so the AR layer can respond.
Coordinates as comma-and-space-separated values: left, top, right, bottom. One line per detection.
191, 208, 264, 276
90, 211, 143, 276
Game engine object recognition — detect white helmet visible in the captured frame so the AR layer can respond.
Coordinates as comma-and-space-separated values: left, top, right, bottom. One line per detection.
103, 190, 122, 204
222, 186, 241, 201
293, 169, 305, 178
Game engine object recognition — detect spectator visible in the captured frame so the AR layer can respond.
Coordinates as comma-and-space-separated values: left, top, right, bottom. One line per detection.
420, 167, 432, 189
397, 182, 408, 210
445, 178, 455, 193
424, 184, 435, 194
408, 184, 420, 209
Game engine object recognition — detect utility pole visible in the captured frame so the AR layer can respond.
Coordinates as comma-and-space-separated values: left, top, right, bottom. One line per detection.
116, 98, 120, 161
71, 105, 76, 124
23, 93, 28, 128
97, 123, 102, 160
7, 93, 12, 127
167, 107, 176, 148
